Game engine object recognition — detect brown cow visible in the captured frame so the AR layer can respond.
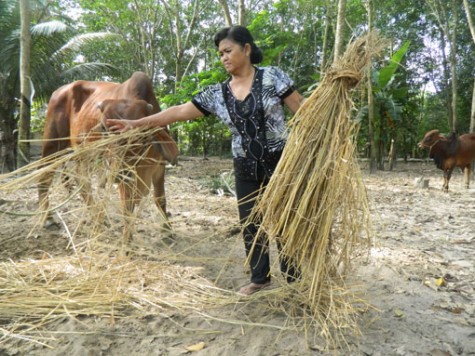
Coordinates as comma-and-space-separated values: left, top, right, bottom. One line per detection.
418, 129, 475, 192
38, 72, 179, 246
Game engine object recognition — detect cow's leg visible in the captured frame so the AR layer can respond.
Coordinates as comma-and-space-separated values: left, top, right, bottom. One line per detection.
38, 170, 58, 228
151, 164, 173, 234
75, 161, 94, 207
117, 175, 139, 254
38, 140, 67, 228
38, 115, 71, 228
443, 169, 452, 193
464, 165, 470, 189
151, 164, 167, 216
135, 159, 168, 219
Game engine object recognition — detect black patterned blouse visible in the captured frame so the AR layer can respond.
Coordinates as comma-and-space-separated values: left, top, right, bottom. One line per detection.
192, 66, 295, 159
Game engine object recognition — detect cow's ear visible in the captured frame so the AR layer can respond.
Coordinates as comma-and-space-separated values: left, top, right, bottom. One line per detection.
146, 103, 153, 114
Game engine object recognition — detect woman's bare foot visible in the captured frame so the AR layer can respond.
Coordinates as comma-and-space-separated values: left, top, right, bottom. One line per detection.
238, 281, 271, 296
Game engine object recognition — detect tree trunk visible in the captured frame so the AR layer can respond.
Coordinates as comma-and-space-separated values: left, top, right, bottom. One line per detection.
365, 0, 377, 172
428, 0, 458, 132
333, 0, 347, 62
160, 0, 199, 91
471, 85, 475, 133
320, 0, 332, 75
463, 0, 475, 179
449, 0, 458, 132
218, 0, 233, 26
18, 0, 31, 168
238, 0, 246, 26
129, 1, 163, 82
439, 30, 453, 130
388, 139, 396, 171
463, 0, 475, 133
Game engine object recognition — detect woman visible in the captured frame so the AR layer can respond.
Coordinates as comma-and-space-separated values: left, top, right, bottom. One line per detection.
107, 25, 304, 295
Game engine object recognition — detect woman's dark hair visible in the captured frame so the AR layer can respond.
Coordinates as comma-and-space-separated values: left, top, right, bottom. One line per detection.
214, 25, 263, 64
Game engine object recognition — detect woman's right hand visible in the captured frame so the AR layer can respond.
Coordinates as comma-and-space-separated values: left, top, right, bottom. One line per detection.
106, 119, 135, 133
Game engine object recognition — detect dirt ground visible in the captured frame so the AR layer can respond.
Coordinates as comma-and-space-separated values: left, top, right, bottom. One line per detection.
0, 156, 474, 355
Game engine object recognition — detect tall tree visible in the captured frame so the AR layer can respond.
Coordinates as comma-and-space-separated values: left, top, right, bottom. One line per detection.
320, 0, 333, 74
218, 0, 233, 26
80, 0, 169, 83
0, 0, 20, 172
448, 0, 459, 132
428, 0, 460, 132
159, 0, 210, 91
18, 0, 31, 167
365, 0, 377, 172
0, 0, 117, 172
463, 0, 475, 133
238, 0, 246, 25
334, 0, 346, 61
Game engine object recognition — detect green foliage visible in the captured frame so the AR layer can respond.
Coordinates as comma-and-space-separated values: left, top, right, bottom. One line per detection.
1, 0, 474, 161
198, 171, 235, 196
161, 64, 231, 157
247, 0, 327, 91
357, 41, 411, 164
378, 41, 411, 89
30, 101, 46, 133
0, 0, 120, 143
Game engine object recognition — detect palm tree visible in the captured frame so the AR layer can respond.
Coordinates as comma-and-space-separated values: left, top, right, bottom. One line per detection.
0, 0, 118, 172
19, 0, 32, 167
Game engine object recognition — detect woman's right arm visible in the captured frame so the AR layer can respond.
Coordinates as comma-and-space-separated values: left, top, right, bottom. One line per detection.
107, 101, 204, 133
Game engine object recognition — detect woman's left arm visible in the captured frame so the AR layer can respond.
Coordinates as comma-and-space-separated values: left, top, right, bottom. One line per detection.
283, 90, 305, 114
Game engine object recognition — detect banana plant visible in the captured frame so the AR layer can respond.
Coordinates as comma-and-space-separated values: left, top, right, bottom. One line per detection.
357, 40, 410, 169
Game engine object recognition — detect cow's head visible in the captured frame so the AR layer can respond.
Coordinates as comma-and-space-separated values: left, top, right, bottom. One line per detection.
97, 99, 153, 128
418, 129, 445, 149
96, 99, 179, 165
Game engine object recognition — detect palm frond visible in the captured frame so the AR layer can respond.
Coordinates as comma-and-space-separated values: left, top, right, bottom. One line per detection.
54, 32, 121, 58
0, 0, 18, 29
61, 62, 119, 80
355, 105, 369, 123
0, 31, 20, 74
31, 20, 69, 36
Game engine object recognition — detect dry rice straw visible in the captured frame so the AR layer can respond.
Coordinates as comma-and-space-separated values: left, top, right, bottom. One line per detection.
0, 252, 234, 346
0, 34, 385, 349
252, 32, 385, 309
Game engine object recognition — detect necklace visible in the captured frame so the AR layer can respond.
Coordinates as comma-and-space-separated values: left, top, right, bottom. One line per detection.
222, 68, 266, 161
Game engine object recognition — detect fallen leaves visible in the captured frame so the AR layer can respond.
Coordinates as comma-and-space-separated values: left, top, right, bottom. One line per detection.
393, 308, 405, 318
185, 341, 205, 352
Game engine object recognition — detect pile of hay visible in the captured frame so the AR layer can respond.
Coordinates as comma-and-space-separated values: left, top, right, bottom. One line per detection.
0, 32, 385, 351
251, 32, 386, 339
0, 252, 233, 348
0, 129, 239, 347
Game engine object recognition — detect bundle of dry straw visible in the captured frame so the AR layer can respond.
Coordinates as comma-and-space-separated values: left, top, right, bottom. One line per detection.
253, 33, 385, 306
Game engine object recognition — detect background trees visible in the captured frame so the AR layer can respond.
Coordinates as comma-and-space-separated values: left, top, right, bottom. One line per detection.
0, 0, 117, 171
1, 0, 474, 171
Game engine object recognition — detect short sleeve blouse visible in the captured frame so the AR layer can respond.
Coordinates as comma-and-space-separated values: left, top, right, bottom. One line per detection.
192, 66, 295, 158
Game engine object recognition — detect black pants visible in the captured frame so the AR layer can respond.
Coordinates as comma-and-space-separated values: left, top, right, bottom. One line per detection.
235, 176, 300, 284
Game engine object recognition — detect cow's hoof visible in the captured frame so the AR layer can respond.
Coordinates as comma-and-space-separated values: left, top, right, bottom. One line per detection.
160, 227, 175, 245
43, 219, 61, 230
161, 235, 175, 246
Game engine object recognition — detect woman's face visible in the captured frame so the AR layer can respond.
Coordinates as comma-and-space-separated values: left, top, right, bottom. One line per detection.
218, 39, 251, 74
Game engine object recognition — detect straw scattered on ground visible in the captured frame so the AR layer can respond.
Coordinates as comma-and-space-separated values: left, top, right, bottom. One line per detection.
0, 32, 395, 352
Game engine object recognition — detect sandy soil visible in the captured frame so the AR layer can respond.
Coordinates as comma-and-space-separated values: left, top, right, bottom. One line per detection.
0, 157, 474, 355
